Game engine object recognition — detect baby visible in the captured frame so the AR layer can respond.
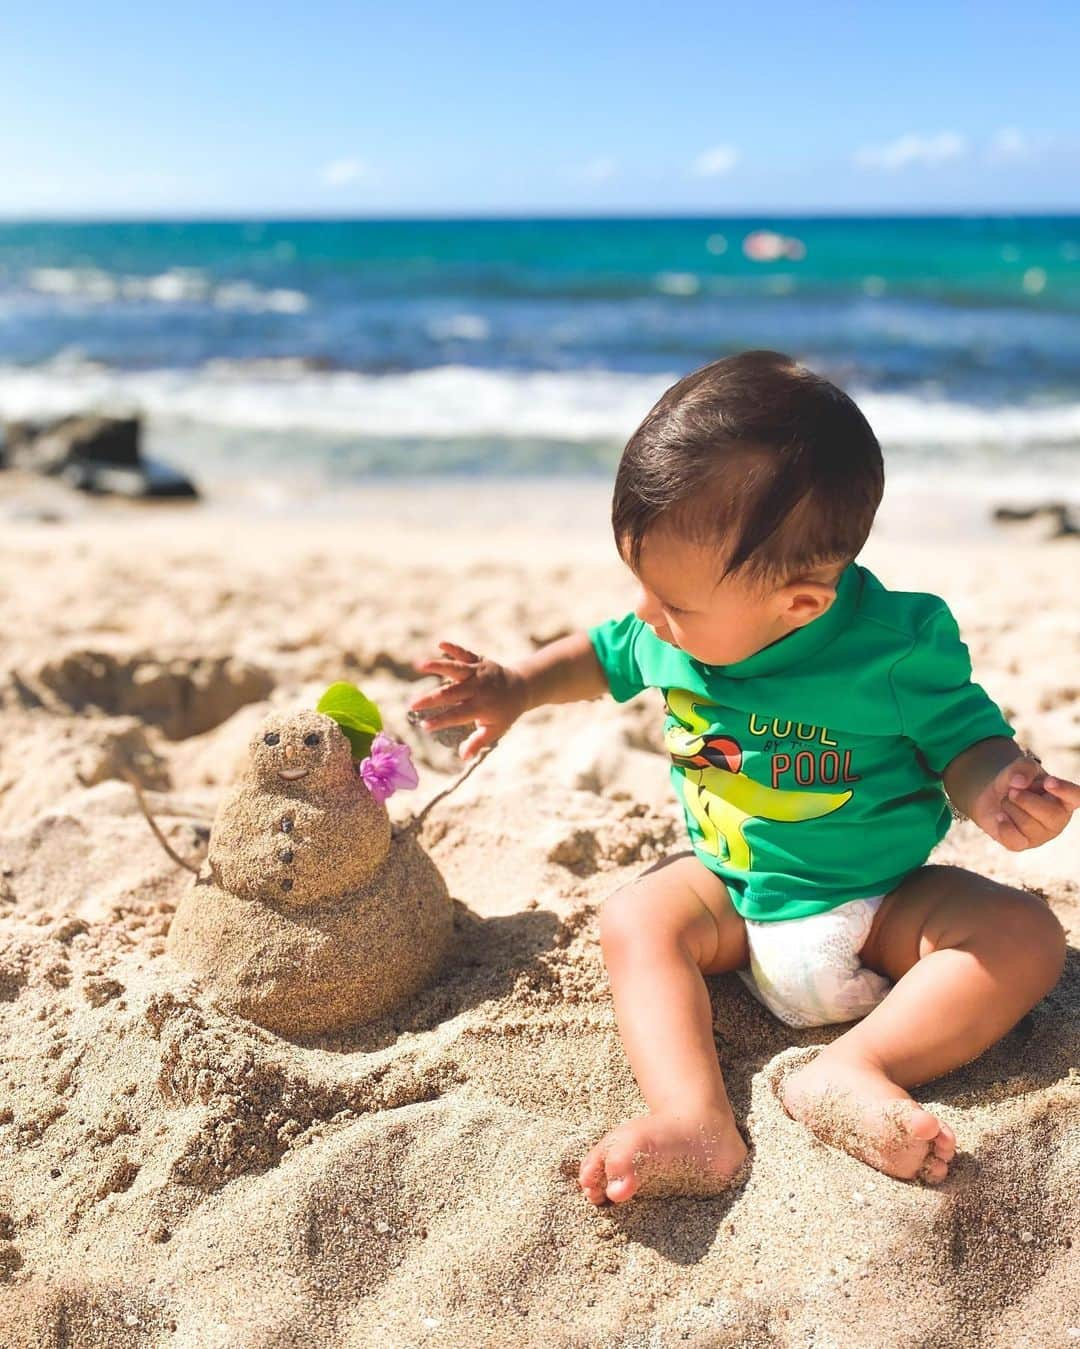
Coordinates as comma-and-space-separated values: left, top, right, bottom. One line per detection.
408, 350, 1075, 1202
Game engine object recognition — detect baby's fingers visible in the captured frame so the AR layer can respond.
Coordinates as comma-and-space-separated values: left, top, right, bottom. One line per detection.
413, 657, 477, 686
1006, 783, 1070, 833
438, 640, 481, 664
997, 798, 1048, 850
459, 724, 499, 760
1044, 776, 1080, 812
408, 686, 459, 715
994, 808, 1032, 851
412, 701, 474, 733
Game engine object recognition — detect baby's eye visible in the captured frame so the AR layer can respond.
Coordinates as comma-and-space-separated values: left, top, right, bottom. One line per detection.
264, 732, 281, 746
664, 604, 687, 617
303, 732, 321, 747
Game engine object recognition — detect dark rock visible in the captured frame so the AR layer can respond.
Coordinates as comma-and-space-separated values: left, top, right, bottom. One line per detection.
6, 416, 140, 472
993, 501, 1079, 538
61, 456, 198, 499
1, 415, 199, 500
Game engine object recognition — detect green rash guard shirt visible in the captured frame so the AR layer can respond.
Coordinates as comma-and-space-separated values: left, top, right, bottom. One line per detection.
588, 563, 1014, 922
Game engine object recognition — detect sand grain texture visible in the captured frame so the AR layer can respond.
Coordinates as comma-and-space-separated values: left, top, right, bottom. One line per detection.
0, 490, 1077, 1348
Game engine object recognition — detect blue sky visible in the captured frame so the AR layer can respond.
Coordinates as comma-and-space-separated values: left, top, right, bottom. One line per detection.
2, 1, 1078, 216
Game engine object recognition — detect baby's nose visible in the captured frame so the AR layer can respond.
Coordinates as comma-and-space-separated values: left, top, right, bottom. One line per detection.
284, 743, 295, 761
634, 590, 662, 624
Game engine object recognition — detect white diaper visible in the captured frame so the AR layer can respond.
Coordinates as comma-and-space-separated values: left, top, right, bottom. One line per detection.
735, 895, 893, 1028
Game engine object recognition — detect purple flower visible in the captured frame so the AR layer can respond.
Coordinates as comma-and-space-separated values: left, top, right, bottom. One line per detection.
359, 732, 419, 803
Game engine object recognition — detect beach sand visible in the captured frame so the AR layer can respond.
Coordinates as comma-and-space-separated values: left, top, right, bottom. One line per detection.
0, 477, 1077, 1348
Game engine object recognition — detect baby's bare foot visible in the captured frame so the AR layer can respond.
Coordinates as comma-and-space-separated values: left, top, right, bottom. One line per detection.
780, 1050, 956, 1184
578, 1109, 749, 1205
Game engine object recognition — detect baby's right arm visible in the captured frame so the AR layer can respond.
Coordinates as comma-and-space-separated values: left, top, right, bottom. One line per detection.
408, 632, 608, 760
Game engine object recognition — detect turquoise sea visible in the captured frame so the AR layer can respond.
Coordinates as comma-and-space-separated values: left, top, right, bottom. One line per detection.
0, 216, 1077, 491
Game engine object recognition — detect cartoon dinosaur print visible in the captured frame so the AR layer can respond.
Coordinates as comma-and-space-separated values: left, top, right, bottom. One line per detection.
663, 687, 852, 870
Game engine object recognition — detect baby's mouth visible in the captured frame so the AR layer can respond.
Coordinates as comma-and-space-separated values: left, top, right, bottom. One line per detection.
278, 767, 309, 781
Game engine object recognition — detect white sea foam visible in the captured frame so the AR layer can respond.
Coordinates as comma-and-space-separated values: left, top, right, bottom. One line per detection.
24, 267, 308, 313
0, 362, 658, 439
655, 272, 701, 296
1, 360, 1079, 456
425, 313, 491, 341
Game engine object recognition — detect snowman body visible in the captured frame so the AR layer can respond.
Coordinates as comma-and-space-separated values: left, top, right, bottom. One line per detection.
167, 710, 452, 1036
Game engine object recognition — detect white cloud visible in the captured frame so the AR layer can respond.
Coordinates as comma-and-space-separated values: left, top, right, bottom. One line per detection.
579, 156, 618, 182
692, 145, 739, 177
321, 158, 367, 187
986, 127, 1031, 163
991, 128, 1027, 158
854, 132, 967, 171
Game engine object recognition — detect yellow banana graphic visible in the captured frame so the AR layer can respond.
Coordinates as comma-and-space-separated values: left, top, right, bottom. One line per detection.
664, 688, 851, 870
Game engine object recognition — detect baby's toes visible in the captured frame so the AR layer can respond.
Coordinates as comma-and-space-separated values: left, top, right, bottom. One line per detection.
578, 1147, 608, 1206
919, 1154, 949, 1185
601, 1137, 642, 1204
933, 1121, 957, 1163
905, 1105, 943, 1143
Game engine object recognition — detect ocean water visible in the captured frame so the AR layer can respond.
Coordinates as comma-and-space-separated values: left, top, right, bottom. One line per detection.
0, 216, 1078, 494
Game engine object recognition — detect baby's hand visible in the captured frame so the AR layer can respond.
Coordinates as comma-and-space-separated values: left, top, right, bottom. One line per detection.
975, 755, 1080, 852
409, 641, 528, 760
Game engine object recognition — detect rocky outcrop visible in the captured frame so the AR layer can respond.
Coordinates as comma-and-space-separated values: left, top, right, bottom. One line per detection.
1, 415, 198, 499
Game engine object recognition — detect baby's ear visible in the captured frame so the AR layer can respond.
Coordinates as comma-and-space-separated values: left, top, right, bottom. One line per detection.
783, 579, 836, 627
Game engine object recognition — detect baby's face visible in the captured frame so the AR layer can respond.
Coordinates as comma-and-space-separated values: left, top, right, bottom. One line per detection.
628, 529, 833, 667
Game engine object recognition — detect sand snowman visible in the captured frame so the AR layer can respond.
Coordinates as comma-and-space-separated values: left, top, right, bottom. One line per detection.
167, 701, 453, 1037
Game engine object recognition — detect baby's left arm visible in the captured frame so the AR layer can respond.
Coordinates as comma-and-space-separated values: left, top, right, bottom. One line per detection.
944, 738, 1080, 851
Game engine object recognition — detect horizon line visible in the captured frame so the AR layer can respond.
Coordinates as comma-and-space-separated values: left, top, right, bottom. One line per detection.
1, 206, 1079, 226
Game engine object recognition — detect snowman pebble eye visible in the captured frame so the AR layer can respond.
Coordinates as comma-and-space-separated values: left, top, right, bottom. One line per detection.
264, 732, 280, 746
304, 732, 321, 747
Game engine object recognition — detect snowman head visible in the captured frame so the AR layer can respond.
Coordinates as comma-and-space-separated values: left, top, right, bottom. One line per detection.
247, 710, 356, 793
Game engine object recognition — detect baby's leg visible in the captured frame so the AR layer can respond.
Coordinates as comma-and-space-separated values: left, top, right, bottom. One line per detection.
578, 854, 751, 1205
782, 865, 1066, 1183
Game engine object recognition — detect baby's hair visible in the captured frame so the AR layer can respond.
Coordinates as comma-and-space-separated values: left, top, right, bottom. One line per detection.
612, 350, 884, 584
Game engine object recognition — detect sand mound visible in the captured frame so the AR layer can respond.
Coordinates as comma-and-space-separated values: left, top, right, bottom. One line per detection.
0, 509, 1077, 1346
0, 713, 168, 830
0, 781, 209, 923
8, 647, 273, 740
